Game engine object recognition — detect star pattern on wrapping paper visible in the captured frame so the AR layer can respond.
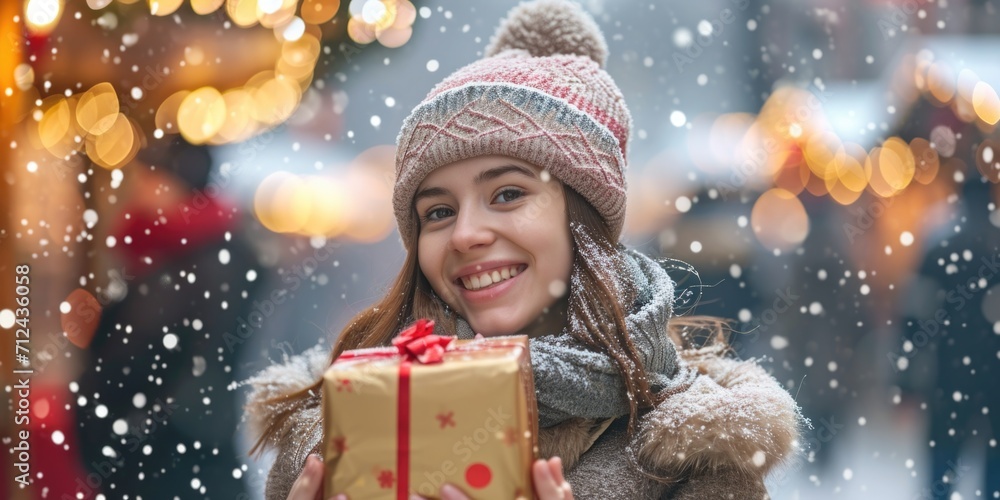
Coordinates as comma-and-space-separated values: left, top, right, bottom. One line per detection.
377, 469, 395, 489
336, 379, 353, 392
436, 410, 456, 429
332, 436, 347, 454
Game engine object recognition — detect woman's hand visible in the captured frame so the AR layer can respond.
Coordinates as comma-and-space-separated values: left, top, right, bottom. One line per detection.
530, 457, 573, 500
410, 457, 572, 500
287, 454, 326, 500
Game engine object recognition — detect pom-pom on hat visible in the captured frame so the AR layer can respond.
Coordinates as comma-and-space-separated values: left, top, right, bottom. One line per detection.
393, 0, 632, 250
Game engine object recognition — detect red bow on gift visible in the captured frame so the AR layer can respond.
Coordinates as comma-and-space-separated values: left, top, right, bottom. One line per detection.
391, 319, 454, 364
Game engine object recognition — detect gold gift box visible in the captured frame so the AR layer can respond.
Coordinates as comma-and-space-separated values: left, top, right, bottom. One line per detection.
323, 329, 538, 499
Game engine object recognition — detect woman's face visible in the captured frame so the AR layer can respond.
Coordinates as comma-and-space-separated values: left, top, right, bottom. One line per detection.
415, 155, 573, 337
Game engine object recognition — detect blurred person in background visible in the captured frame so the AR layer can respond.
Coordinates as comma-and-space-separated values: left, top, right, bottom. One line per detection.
73, 138, 262, 498
899, 168, 1000, 500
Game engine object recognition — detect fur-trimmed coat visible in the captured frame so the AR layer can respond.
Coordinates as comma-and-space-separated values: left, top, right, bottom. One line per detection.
245, 342, 802, 499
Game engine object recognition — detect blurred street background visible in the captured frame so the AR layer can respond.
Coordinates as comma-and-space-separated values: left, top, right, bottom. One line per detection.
1, 0, 999, 498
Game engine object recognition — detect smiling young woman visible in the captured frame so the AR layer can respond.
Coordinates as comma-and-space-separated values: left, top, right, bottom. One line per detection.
247, 1, 804, 499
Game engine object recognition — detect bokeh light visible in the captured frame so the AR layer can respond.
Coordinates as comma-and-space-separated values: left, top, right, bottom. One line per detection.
301, 0, 340, 24
226, 0, 259, 27
148, 0, 183, 16
972, 81, 1000, 125
155, 90, 191, 134
190, 0, 225, 14
177, 87, 227, 144
910, 138, 940, 185
24, 0, 63, 34
751, 188, 810, 252
86, 113, 139, 169
76, 82, 119, 136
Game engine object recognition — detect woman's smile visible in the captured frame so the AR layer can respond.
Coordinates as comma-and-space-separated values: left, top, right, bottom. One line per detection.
454, 263, 527, 290
455, 264, 528, 303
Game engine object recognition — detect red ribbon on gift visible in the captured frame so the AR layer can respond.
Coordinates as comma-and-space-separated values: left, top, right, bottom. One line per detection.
334, 319, 447, 498
391, 318, 454, 364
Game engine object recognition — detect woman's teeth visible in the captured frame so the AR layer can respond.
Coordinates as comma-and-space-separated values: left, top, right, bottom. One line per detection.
460, 265, 521, 290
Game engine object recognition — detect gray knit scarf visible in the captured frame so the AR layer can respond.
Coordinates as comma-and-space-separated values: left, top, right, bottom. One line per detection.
453, 249, 695, 428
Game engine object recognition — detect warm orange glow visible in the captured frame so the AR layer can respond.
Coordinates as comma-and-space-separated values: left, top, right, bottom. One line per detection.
866, 147, 893, 198
832, 143, 870, 193
86, 113, 137, 169
76, 82, 119, 135
880, 137, 916, 191
251, 76, 300, 125
348, 16, 377, 44
226, 0, 259, 27
257, 0, 296, 28
751, 188, 809, 251
24, 0, 63, 34
255, 172, 315, 233
277, 34, 320, 82
824, 143, 867, 205
184, 46, 206, 66
972, 81, 1000, 125
361, 0, 396, 30
190, 0, 224, 14
155, 90, 190, 134
392, 0, 416, 28
38, 98, 71, 151
344, 170, 395, 242
954, 69, 980, 123
301, 0, 340, 24
177, 87, 227, 144
13, 63, 34, 90
300, 177, 351, 237
926, 61, 956, 104
914, 57, 931, 92
375, 1, 415, 48
377, 25, 412, 48
148, 0, 183, 16
803, 131, 841, 181
211, 89, 256, 144
281, 34, 321, 67
910, 138, 940, 185
773, 160, 808, 196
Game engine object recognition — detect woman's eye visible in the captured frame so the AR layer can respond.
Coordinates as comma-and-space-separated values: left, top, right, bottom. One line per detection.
494, 188, 525, 204
422, 207, 453, 223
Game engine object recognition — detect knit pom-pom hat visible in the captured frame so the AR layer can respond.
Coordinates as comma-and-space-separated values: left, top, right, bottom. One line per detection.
392, 0, 632, 250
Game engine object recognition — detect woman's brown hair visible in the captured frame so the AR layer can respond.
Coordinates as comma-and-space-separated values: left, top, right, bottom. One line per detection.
250, 182, 731, 456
